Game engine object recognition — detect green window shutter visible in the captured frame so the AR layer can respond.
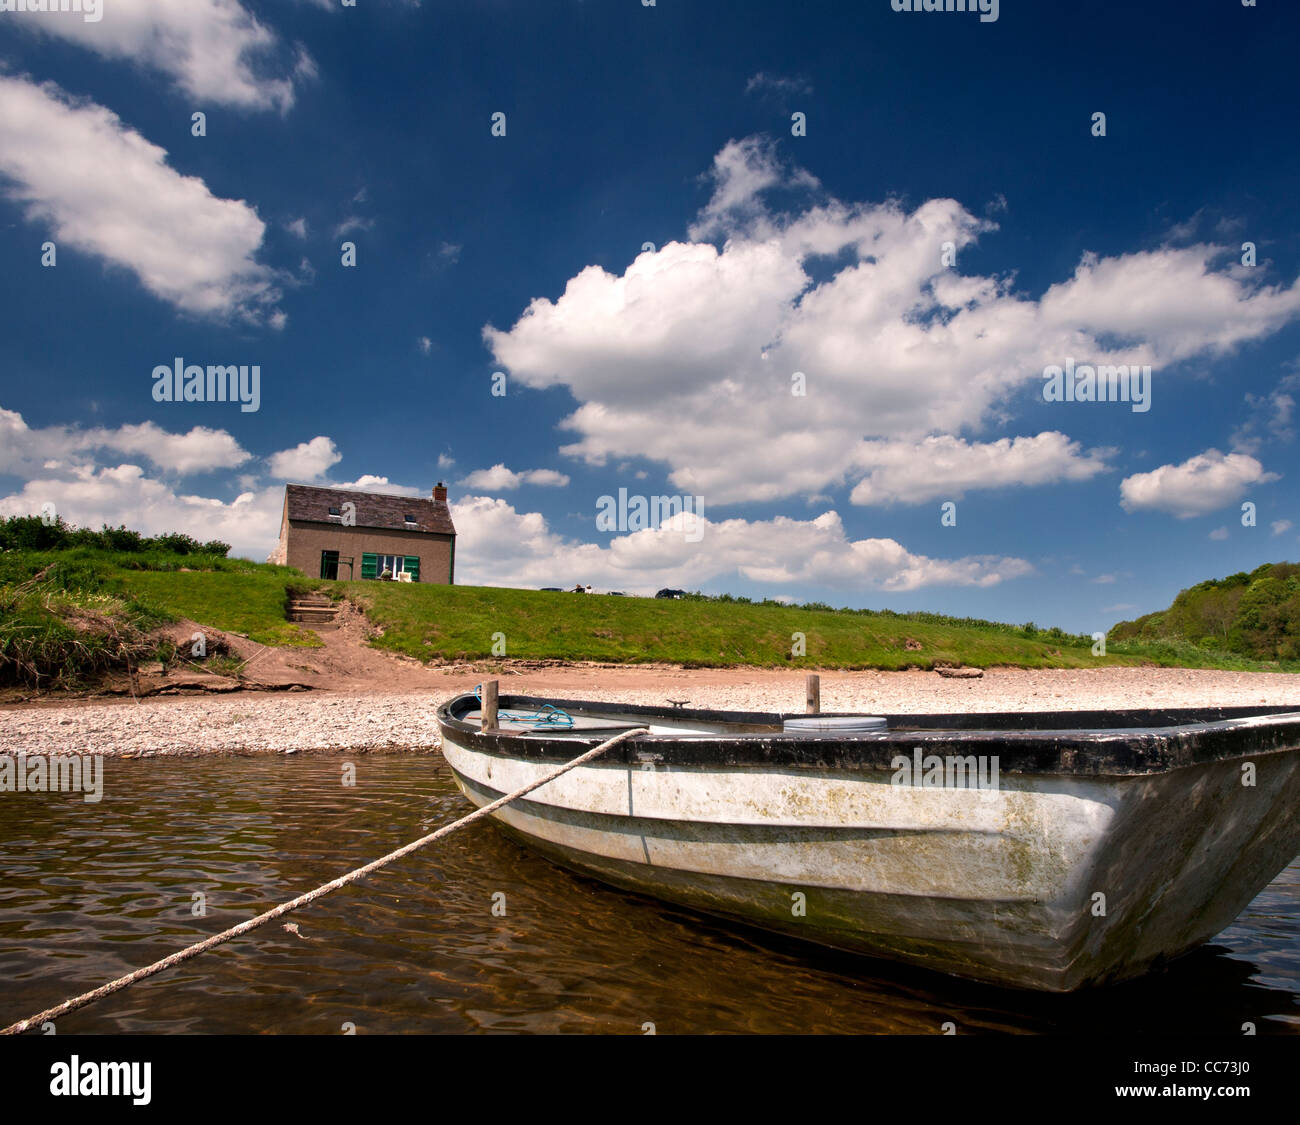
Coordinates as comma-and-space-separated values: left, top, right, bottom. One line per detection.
404, 556, 420, 582
361, 553, 377, 579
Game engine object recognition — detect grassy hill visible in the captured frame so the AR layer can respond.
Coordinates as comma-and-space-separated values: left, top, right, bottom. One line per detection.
0, 547, 318, 687
1110, 562, 1300, 661
5, 544, 1299, 688
345, 581, 1124, 669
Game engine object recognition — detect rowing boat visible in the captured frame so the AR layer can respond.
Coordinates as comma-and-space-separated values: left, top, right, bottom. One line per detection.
434, 693, 1300, 991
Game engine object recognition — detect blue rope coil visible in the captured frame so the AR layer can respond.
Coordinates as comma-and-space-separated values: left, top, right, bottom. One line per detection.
472, 684, 574, 731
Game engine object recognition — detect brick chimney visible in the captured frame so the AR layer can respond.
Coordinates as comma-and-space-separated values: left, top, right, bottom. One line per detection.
433, 482, 447, 503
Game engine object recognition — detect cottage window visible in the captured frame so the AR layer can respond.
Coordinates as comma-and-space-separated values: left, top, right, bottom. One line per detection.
404, 514, 417, 524
361, 553, 419, 581
328, 506, 342, 518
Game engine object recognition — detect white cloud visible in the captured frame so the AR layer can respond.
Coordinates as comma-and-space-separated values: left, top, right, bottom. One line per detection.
849, 432, 1111, 506
1119, 449, 1279, 518
0, 76, 281, 323
437, 453, 456, 470
450, 496, 1032, 593
331, 475, 425, 497
1271, 519, 1293, 536
744, 72, 813, 98
83, 422, 250, 475
1231, 372, 1298, 454
687, 135, 819, 242
333, 216, 373, 238
0, 407, 250, 476
285, 217, 309, 239
485, 138, 1300, 507
459, 464, 572, 490
13, 0, 313, 112
0, 465, 282, 560
267, 436, 342, 480
1209, 527, 1230, 540
418, 336, 433, 355
1038, 247, 1300, 362
0, 400, 1033, 594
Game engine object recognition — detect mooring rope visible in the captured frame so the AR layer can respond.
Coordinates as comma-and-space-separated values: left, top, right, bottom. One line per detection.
1, 725, 649, 1036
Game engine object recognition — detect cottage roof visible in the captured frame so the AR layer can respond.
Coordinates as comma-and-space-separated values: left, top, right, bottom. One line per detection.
285, 484, 456, 536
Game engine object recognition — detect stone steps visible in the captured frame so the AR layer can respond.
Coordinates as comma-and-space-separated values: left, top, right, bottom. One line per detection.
287, 594, 341, 631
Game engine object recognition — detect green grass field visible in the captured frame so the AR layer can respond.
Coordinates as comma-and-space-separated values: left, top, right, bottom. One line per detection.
0, 549, 318, 687
119, 569, 323, 648
4, 547, 1298, 686
341, 581, 1298, 672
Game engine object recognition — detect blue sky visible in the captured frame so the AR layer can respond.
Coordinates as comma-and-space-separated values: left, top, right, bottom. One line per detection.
1, 0, 1297, 634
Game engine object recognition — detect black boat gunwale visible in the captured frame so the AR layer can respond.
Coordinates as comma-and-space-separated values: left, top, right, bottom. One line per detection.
436, 694, 1300, 777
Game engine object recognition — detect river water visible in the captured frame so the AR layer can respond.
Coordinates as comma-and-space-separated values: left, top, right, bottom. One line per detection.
1, 754, 1296, 1034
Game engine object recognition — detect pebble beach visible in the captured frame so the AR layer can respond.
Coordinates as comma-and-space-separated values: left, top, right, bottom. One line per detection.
6, 665, 1300, 756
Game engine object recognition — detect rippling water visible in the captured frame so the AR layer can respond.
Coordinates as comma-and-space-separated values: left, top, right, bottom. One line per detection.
1, 754, 1296, 1034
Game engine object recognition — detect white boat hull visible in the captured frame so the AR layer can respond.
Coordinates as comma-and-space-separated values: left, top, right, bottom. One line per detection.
440, 729, 1300, 991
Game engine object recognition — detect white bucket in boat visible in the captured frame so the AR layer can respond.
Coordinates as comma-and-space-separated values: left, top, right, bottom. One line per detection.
783, 715, 888, 734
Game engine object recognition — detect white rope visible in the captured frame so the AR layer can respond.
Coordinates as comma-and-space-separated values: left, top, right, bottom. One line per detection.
1, 726, 649, 1035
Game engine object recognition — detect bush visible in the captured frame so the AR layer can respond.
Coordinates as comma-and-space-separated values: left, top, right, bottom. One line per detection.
0, 516, 231, 558
0, 515, 68, 552
151, 532, 202, 555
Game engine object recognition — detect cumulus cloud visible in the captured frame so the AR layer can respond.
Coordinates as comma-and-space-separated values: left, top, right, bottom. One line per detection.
82, 422, 250, 476
331, 475, 425, 497
267, 436, 342, 480
0, 465, 283, 560
450, 496, 1031, 594
1272, 519, 1294, 536
688, 135, 820, 242
459, 464, 572, 490
485, 137, 1300, 507
0, 407, 250, 477
0, 76, 282, 323
0, 399, 1033, 592
1119, 449, 1279, 518
849, 432, 1111, 505
12, 0, 314, 112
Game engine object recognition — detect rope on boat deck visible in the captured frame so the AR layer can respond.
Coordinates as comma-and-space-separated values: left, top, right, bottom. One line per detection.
0, 725, 650, 1036
472, 683, 575, 730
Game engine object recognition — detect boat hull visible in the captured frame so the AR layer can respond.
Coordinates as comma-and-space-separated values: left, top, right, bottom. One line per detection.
437, 699, 1300, 991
